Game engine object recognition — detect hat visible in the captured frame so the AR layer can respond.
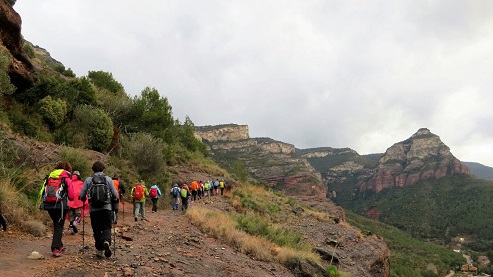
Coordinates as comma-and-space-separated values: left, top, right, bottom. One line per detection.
73, 171, 80, 176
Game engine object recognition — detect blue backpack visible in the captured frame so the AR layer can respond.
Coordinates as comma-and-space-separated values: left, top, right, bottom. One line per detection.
171, 187, 180, 197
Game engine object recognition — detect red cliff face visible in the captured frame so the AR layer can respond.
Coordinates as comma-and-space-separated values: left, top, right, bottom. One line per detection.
360, 128, 470, 192
0, 1, 34, 91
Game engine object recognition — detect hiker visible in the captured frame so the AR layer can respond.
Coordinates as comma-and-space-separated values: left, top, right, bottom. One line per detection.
190, 180, 198, 202
149, 183, 162, 213
204, 180, 211, 199
198, 180, 203, 200
170, 184, 180, 210
39, 161, 75, 257
180, 183, 190, 211
67, 170, 87, 234
111, 174, 125, 224
214, 179, 220, 196
79, 161, 118, 258
131, 182, 149, 221
220, 180, 226, 196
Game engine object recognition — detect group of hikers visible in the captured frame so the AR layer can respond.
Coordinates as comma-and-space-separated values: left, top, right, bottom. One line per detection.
38, 160, 227, 258
169, 179, 227, 211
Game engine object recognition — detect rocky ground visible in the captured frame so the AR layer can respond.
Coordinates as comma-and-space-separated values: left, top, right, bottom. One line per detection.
0, 195, 295, 277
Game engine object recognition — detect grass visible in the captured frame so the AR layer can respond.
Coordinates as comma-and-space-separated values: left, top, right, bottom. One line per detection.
0, 178, 45, 237
187, 198, 321, 269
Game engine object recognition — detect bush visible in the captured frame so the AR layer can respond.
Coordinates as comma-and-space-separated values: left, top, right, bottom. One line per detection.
73, 105, 113, 151
38, 96, 67, 129
59, 149, 91, 177
122, 132, 166, 177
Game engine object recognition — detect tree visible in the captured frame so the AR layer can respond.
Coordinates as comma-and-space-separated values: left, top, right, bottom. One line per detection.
178, 116, 207, 155
127, 87, 175, 142
73, 105, 113, 151
87, 71, 125, 95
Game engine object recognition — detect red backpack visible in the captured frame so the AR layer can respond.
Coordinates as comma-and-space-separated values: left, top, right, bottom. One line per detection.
44, 176, 65, 203
133, 184, 144, 200
149, 187, 158, 198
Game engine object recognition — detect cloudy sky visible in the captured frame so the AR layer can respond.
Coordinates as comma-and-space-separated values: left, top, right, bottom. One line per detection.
14, 1, 493, 167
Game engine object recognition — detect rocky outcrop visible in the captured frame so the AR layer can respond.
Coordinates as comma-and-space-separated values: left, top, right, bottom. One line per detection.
195, 124, 249, 142
0, 1, 34, 91
295, 196, 390, 277
360, 128, 470, 192
195, 125, 326, 198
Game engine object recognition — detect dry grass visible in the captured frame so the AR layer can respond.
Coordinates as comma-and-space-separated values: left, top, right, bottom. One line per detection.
187, 206, 321, 267
0, 178, 45, 236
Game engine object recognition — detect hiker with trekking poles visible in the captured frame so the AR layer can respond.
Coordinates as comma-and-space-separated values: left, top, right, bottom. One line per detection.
79, 161, 118, 259
39, 161, 75, 257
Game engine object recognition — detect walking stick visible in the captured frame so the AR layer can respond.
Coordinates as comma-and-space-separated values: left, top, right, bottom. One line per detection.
82, 202, 85, 253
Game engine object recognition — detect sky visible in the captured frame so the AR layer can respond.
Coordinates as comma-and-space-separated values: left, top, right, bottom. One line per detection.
14, 1, 493, 167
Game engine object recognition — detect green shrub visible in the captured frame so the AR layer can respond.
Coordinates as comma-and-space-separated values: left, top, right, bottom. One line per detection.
326, 265, 338, 277
38, 96, 67, 129
73, 105, 113, 151
59, 149, 91, 177
122, 132, 166, 177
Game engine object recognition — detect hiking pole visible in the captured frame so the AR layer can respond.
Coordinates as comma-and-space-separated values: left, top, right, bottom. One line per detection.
82, 202, 85, 254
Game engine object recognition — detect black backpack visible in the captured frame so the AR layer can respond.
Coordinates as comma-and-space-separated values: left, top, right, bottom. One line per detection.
88, 175, 111, 208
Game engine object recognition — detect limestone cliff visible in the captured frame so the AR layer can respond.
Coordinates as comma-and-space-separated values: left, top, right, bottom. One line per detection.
195, 124, 326, 198
195, 124, 249, 142
360, 128, 470, 192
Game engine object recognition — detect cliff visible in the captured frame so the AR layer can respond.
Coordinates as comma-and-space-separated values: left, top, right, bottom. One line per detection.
195, 124, 326, 198
360, 128, 470, 192
0, 1, 34, 91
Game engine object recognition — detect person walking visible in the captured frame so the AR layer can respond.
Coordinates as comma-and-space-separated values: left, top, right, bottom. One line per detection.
79, 161, 118, 258
180, 183, 190, 212
149, 183, 162, 213
67, 170, 87, 234
131, 182, 149, 221
170, 184, 180, 210
39, 161, 74, 257
219, 180, 226, 196
111, 174, 125, 224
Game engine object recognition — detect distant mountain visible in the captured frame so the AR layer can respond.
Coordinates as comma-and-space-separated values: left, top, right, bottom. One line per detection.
462, 161, 493, 180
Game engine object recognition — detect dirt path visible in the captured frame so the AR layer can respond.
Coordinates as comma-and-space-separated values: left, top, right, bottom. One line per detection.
0, 196, 294, 277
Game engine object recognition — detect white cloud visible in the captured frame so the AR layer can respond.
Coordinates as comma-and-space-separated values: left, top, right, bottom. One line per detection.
14, 0, 493, 166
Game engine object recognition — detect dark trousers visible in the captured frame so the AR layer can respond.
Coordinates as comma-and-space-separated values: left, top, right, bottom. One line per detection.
47, 208, 68, 251
151, 198, 158, 212
90, 209, 112, 251
181, 197, 188, 210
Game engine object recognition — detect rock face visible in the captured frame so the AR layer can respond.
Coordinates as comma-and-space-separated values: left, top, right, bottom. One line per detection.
195, 124, 249, 142
195, 124, 326, 198
360, 128, 470, 192
0, 1, 34, 91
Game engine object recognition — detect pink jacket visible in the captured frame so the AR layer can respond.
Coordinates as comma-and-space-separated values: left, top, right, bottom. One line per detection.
68, 175, 87, 209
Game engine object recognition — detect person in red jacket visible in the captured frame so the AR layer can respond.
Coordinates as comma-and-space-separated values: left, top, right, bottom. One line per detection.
68, 171, 88, 234
39, 161, 75, 257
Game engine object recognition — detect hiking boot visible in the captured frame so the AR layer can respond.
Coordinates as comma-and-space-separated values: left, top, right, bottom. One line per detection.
96, 250, 104, 258
52, 248, 62, 257
70, 224, 78, 234
103, 241, 112, 258
73, 216, 80, 226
